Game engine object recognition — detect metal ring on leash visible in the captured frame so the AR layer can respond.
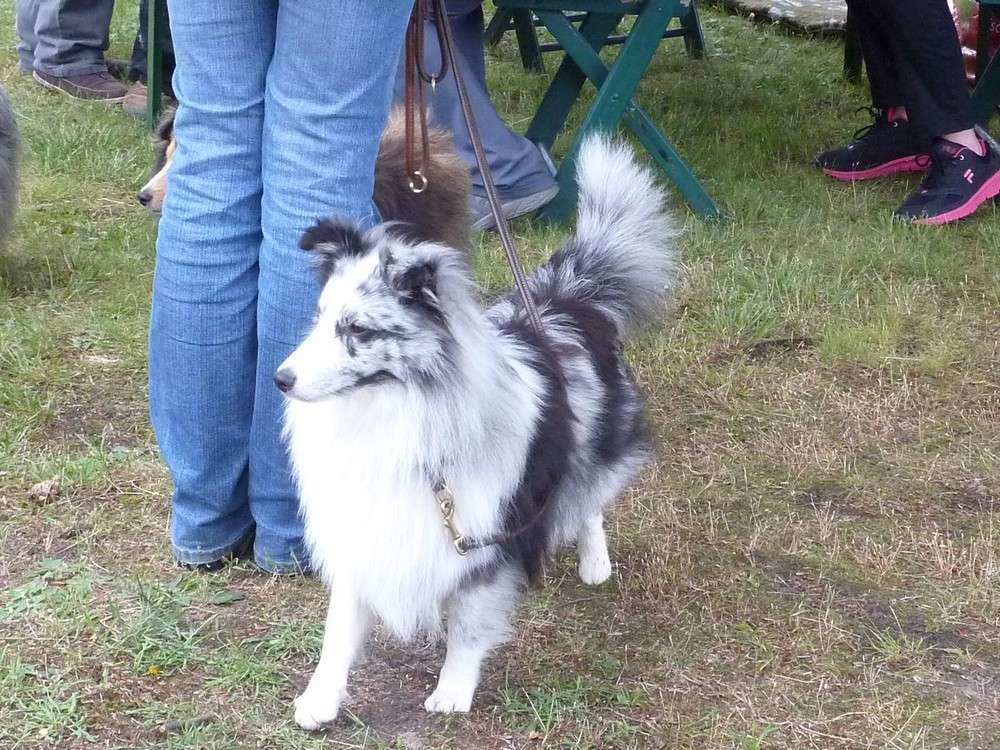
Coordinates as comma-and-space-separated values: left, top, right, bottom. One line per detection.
408, 170, 428, 194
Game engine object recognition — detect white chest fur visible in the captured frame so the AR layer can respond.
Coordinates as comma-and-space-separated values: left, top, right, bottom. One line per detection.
284, 391, 515, 640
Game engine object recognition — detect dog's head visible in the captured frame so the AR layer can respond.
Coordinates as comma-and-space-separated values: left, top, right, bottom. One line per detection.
275, 219, 474, 402
137, 107, 175, 215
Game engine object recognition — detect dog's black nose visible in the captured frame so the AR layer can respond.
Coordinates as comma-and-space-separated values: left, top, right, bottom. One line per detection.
136, 190, 152, 207
274, 369, 296, 393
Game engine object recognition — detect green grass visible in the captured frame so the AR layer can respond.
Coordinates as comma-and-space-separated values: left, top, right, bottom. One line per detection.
2, 2, 1000, 749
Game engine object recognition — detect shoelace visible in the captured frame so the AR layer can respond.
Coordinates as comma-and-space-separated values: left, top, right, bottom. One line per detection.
851, 106, 892, 142
913, 146, 970, 193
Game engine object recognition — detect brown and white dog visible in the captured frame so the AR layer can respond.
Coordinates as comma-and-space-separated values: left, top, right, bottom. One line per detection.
138, 106, 471, 249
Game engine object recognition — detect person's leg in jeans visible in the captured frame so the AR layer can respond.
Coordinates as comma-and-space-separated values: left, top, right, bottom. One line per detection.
251, 0, 415, 571
26, 0, 125, 100
396, 0, 557, 230
151, 0, 415, 573
150, 0, 275, 569
15, 0, 41, 74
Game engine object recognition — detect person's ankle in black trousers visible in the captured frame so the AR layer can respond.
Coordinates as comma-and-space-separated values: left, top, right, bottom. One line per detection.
816, 0, 1000, 225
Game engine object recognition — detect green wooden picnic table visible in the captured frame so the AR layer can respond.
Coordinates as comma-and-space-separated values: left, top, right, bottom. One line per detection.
487, 0, 719, 220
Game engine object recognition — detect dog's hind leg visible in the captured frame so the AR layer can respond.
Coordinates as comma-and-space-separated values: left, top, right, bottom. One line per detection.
425, 566, 523, 713
577, 513, 613, 585
294, 586, 372, 730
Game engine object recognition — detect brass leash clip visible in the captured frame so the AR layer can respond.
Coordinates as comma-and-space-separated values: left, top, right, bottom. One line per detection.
434, 483, 467, 556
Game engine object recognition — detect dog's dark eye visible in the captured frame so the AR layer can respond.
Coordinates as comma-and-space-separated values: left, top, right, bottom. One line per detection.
345, 322, 374, 342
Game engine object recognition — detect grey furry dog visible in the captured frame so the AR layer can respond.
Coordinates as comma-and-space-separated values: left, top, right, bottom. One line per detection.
0, 86, 19, 247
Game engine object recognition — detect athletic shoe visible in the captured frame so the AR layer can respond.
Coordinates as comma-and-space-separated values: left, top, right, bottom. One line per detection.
816, 108, 929, 181
32, 70, 126, 102
470, 184, 559, 231
470, 143, 559, 231
895, 136, 1000, 225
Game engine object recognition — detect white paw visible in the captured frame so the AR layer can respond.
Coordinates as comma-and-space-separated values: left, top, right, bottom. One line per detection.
294, 687, 343, 730
578, 549, 612, 585
424, 686, 473, 713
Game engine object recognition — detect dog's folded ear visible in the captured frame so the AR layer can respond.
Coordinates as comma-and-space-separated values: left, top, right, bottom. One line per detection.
299, 218, 369, 282
393, 261, 437, 299
381, 250, 446, 326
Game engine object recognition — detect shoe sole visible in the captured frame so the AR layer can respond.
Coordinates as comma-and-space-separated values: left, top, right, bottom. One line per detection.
472, 186, 560, 232
32, 71, 126, 103
911, 169, 1000, 225
822, 154, 928, 182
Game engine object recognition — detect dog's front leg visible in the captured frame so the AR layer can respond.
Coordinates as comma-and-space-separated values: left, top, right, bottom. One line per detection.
294, 586, 371, 730
425, 567, 523, 713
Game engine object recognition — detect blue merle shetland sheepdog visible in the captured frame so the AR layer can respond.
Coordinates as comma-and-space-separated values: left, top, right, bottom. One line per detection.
276, 135, 678, 729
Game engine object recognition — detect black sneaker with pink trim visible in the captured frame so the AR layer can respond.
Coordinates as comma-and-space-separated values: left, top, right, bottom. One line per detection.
816, 108, 929, 181
894, 136, 1000, 225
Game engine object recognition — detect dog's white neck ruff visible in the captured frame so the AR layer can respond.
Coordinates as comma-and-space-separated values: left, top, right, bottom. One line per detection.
284, 314, 545, 641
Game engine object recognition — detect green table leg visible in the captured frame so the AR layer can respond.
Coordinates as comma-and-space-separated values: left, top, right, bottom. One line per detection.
512, 9, 545, 72
524, 11, 622, 147
843, 9, 863, 82
977, 6, 992, 84
623, 102, 719, 217
680, 0, 706, 59
537, 5, 718, 219
485, 9, 515, 46
972, 51, 1000, 125
146, 0, 166, 128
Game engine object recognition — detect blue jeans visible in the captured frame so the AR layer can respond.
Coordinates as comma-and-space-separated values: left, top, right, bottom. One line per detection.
150, 0, 414, 573
16, 0, 115, 77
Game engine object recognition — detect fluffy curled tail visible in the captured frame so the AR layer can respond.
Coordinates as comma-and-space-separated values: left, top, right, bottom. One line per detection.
569, 133, 678, 334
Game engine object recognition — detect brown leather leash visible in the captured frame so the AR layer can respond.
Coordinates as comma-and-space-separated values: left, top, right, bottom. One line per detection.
404, 0, 545, 337
404, 1, 553, 556
403, 3, 448, 193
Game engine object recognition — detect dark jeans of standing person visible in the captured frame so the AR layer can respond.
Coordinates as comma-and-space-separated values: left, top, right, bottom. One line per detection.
816, 0, 1000, 224
123, 0, 177, 116
15, 0, 126, 101
397, 0, 558, 231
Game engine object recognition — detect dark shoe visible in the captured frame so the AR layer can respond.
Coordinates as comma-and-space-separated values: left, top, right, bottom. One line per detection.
123, 82, 148, 117
470, 184, 559, 231
470, 143, 559, 231
816, 108, 929, 181
179, 530, 256, 573
32, 70, 126, 102
894, 135, 1000, 225
105, 58, 130, 80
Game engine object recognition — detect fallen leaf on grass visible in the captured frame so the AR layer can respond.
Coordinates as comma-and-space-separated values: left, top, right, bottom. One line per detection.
208, 589, 246, 606
28, 478, 61, 504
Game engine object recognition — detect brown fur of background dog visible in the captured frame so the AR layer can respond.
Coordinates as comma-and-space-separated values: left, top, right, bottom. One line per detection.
140, 106, 471, 249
